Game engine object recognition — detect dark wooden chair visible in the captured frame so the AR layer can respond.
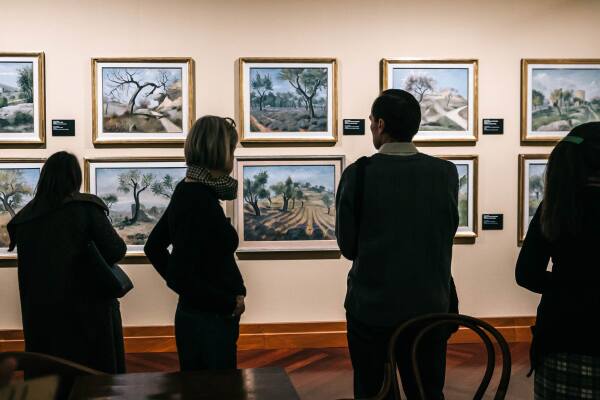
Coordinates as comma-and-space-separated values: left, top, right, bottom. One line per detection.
0, 352, 104, 400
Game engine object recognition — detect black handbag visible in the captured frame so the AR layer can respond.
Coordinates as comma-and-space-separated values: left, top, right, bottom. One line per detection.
85, 241, 133, 298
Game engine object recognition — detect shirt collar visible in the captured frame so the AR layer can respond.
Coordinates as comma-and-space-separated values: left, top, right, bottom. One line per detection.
378, 142, 419, 156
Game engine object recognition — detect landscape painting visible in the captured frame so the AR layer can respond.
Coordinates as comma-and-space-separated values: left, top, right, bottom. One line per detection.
0, 161, 43, 257
0, 54, 45, 144
86, 159, 186, 258
235, 156, 343, 252
523, 60, 600, 141
519, 155, 548, 244
382, 60, 478, 142
240, 58, 337, 143
442, 156, 477, 238
93, 58, 194, 145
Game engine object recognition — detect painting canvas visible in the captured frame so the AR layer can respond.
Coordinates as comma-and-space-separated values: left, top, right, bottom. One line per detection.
519, 155, 548, 243
240, 58, 337, 143
442, 156, 477, 238
0, 161, 43, 258
86, 159, 186, 259
382, 60, 478, 142
522, 60, 600, 142
235, 156, 343, 251
0, 54, 45, 144
92, 58, 194, 145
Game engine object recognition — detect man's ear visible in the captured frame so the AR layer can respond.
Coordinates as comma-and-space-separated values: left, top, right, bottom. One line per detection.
377, 118, 385, 133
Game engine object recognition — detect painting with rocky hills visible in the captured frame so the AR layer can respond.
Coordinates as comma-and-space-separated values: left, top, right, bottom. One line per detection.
0, 61, 35, 134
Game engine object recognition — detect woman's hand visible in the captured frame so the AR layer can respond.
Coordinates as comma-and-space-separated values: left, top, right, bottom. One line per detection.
232, 295, 245, 317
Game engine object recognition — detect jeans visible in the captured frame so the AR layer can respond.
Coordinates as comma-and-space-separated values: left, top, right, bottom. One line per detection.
175, 302, 240, 371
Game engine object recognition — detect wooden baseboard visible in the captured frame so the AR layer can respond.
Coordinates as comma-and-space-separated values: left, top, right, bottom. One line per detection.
0, 317, 534, 353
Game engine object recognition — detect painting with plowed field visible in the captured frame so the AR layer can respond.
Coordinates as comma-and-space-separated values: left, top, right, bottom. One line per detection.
235, 157, 343, 251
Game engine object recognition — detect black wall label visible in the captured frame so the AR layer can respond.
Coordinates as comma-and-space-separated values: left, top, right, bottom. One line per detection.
482, 119, 504, 135
343, 119, 365, 135
52, 120, 75, 136
482, 214, 504, 230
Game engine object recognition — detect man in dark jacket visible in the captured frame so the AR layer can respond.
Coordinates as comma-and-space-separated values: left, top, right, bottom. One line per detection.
336, 89, 459, 399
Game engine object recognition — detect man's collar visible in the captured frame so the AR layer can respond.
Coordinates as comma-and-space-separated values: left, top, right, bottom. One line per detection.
378, 142, 419, 155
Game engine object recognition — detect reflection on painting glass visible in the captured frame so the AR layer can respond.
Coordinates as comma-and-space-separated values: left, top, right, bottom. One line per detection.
102, 67, 183, 134
531, 69, 600, 132
456, 164, 469, 227
528, 163, 546, 223
0, 62, 35, 134
95, 167, 185, 245
249, 68, 328, 133
392, 68, 469, 132
243, 165, 335, 241
0, 168, 40, 247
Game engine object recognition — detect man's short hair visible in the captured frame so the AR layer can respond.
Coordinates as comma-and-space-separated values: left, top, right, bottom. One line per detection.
371, 89, 421, 142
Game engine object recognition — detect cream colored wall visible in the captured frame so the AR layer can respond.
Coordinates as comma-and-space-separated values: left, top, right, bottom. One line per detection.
1, 0, 599, 329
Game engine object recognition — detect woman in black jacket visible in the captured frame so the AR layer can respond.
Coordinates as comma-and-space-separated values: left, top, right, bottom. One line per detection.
516, 122, 600, 399
8, 152, 127, 373
145, 116, 246, 371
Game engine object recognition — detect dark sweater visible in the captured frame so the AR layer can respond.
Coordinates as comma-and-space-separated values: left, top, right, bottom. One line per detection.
144, 181, 246, 314
336, 152, 459, 326
516, 187, 600, 364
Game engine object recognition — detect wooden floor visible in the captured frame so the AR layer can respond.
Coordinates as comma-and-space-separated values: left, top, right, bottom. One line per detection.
126, 343, 533, 399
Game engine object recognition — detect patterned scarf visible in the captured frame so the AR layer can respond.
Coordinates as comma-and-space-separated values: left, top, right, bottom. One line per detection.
186, 165, 238, 200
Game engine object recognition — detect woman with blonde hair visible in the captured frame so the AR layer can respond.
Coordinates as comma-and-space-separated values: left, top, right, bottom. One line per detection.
145, 116, 246, 370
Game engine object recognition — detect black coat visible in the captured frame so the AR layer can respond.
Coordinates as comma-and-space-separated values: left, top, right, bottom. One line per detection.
7, 193, 127, 373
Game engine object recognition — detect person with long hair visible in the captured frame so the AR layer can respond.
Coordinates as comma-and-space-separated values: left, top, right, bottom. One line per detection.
516, 122, 600, 399
145, 116, 246, 371
7, 151, 127, 373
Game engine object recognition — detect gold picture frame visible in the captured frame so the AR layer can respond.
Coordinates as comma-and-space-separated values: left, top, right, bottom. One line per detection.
518, 154, 549, 245
521, 58, 600, 144
91, 57, 195, 147
0, 158, 46, 266
84, 157, 186, 263
381, 59, 479, 144
0, 53, 46, 146
439, 155, 479, 242
238, 57, 338, 144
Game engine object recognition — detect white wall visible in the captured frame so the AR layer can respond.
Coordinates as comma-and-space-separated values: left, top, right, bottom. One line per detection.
1, 0, 599, 329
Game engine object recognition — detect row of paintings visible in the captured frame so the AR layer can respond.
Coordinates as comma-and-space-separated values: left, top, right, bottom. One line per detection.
2, 54, 599, 145
0, 155, 478, 261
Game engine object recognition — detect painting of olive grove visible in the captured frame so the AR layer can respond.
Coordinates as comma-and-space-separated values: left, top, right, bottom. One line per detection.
101, 67, 184, 134
242, 165, 335, 241
0, 167, 41, 248
527, 163, 547, 224
249, 67, 328, 133
392, 68, 469, 132
0, 62, 35, 134
531, 68, 600, 132
93, 166, 185, 247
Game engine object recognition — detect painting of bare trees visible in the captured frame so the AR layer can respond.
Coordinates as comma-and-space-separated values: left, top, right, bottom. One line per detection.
235, 157, 343, 251
523, 61, 600, 141
86, 159, 186, 256
240, 59, 337, 143
0, 54, 45, 144
93, 59, 194, 144
382, 60, 477, 142
0, 162, 43, 253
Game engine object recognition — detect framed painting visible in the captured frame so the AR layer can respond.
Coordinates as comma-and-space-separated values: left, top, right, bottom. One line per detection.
0, 159, 44, 260
85, 158, 186, 261
92, 58, 195, 146
518, 154, 549, 244
0, 53, 45, 145
440, 156, 478, 239
521, 59, 600, 143
234, 156, 344, 252
238, 58, 338, 143
381, 59, 478, 143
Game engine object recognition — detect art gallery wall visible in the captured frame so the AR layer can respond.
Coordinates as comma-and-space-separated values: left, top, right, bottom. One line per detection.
1, 0, 600, 329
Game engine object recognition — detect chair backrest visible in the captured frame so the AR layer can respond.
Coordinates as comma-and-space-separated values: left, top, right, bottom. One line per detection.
0, 352, 104, 400
368, 313, 511, 400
